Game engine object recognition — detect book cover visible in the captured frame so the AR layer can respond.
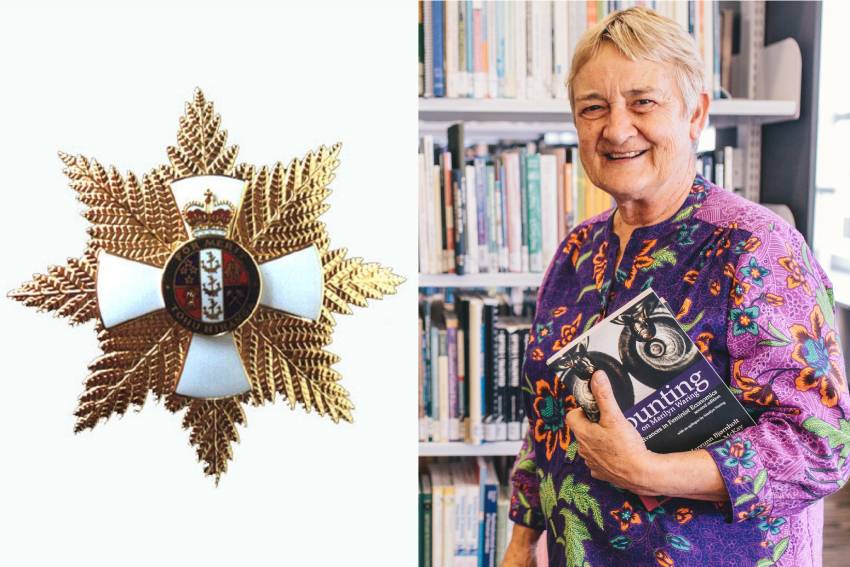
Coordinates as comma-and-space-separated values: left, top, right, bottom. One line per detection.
546, 288, 755, 509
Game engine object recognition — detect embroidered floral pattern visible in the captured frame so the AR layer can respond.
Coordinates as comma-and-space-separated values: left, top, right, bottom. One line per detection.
730, 305, 760, 336
610, 501, 642, 532
716, 437, 757, 469
552, 313, 583, 351
532, 377, 577, 460
790, 305, 844, 407
592, 241, 609, 290
739, 257, 770, 287
778, 244, 812, 295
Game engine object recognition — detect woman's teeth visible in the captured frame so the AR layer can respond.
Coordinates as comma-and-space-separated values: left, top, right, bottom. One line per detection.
606, 150, 646, 160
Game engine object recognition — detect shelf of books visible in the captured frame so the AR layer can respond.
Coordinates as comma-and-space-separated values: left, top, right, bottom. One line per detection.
419, 458, 517, 567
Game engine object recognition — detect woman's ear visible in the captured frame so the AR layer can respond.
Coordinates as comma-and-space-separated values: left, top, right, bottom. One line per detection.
689, 92, 711, 141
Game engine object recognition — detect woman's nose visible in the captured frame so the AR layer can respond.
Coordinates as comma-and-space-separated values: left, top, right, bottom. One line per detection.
602, 105, 638, 147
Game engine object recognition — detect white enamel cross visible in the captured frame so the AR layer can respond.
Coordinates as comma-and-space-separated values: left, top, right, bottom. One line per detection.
95, 175, 324, 399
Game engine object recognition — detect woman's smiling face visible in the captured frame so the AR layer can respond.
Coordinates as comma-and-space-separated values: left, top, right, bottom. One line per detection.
572, 43, 707, 203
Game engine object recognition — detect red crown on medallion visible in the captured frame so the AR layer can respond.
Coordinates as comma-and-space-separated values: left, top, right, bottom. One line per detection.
182, 189, 235, 237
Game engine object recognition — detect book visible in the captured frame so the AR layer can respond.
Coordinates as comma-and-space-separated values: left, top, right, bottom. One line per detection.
546, 288, 756, 510
420, 473, 433, 567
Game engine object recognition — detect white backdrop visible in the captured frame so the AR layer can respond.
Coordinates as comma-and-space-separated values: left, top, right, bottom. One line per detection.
0, 1, 418, 566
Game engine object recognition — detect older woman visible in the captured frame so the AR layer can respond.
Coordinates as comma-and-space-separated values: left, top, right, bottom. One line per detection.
503, 7, 849, 567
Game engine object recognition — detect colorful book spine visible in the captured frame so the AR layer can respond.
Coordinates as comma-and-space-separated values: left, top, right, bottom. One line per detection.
432, 0, 446, 97
525, 153, 543, 273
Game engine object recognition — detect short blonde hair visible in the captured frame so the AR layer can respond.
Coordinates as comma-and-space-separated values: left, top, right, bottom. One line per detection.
567, 7, 706, 114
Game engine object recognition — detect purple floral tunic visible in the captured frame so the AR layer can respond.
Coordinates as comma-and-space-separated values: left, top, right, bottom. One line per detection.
509, 175, 850, 566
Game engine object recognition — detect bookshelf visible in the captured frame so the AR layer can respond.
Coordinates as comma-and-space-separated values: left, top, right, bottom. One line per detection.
419, 97, 799, 125
419, 272, 543, 288
419, 441, 523, 457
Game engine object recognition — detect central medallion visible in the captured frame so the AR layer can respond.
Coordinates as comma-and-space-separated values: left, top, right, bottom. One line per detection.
162, 236, 261, 335
162, 188, 261, 335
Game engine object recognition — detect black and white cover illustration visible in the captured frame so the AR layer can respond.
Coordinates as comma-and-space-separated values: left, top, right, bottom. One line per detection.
546, 288, 755, 454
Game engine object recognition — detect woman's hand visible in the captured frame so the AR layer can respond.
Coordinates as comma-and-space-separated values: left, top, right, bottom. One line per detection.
567, 370, 729, 501
500, 524, 542, 567
566, 370, 661, 495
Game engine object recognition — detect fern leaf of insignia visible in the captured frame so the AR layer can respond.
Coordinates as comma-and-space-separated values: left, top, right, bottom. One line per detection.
167, 88, 239, 178
182, 397, 245, 482
233, 143, 339, 262
234, 310, 353, 423
8, 250, 99, 324
58, 152, 186, 267
322, 248, 405, 315
74, 311, 191, 432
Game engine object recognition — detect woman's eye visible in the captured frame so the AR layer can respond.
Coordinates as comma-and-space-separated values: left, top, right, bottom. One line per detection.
581, 105, 604, 115
635, 99, 656, 108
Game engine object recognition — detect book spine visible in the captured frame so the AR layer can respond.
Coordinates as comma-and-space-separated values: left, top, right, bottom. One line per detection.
438, 328, 449, 442
466, 0, 474, 97
457, 327, 466, 439
432, 476, 444, 567
474, 157, 489, 271
495, 1, 506, 98
498, 162, 509, 271
419, 1, 425, 97
458, 0, 468, 97
453, 170, 467, 275
442, 153, 455, 273
468, 300, 484, 445
424, 1, 434, 98
486, 0, 498, 98
472, 1, 486, 98
465, 164, 479, 274
438, 154, 449, 273
507, 329, 521, 441
505, 155, 521, 272
514, 0, 526, 99
430, 325, 441, 441
519, 150, 530, 272
486, 164, 499, 273
433, 164, 444, 271
418, 153, 429, 274
420, 482, 426, 567
483, 482, 498, 567
419, 492, 434, 567
539, 154, 558, 268
495, 326, 509, 443
518, 329, 528, 436
525, 153, 543, 272
482, 303, 496, 442
447, 322, 460, 441
432, 0, 446, 97
445, 1, 458, 98
420, 316, 429, 442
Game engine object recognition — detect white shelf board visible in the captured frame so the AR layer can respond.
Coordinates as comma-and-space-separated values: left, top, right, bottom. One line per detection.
419, 441, 523, 457
418, 97, 798, 126
419, 272, 544, 288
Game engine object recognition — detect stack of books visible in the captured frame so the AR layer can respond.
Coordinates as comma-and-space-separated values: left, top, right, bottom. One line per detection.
419, 288, 536, 444
419, 1, 734, 101
420, 458, 515, 567
419, 127, 612, 275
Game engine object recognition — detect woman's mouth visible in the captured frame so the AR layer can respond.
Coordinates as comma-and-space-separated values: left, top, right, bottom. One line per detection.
604, 149, 648, 161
